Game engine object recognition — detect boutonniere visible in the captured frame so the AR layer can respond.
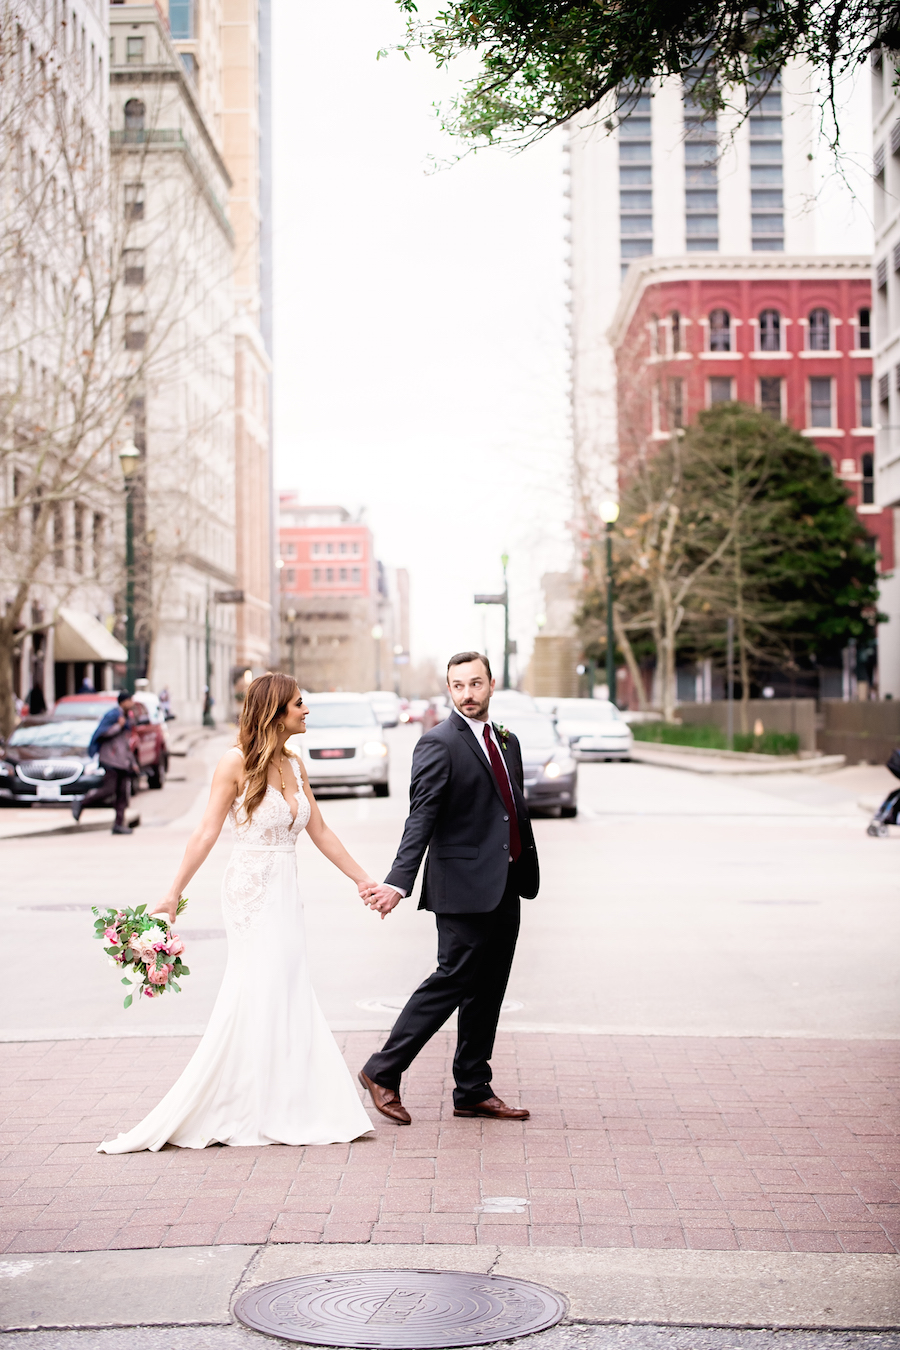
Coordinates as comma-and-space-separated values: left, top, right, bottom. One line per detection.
494, 723, 510, 750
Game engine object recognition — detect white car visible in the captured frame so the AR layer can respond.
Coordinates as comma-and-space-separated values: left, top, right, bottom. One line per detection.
553, 698, 634, 761
289, 693, 390, 796
365, 690, 401, 728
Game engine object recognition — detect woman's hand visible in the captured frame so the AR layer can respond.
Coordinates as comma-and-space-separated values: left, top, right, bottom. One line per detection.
149, 897, 179, 926
356, 877, 377, 901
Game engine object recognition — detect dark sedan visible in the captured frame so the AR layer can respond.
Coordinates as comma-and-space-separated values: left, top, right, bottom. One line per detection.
0, 716, 111, 805
505, 715, 578, 818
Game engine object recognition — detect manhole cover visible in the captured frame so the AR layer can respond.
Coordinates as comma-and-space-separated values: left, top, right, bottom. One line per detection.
233, 1269, 567, 1347
357, 997, 524, 1015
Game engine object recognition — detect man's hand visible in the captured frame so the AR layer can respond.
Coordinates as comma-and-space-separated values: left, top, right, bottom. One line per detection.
363, 883, 402, 920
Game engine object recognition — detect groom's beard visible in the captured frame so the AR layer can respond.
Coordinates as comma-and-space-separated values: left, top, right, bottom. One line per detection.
452, 692, 490, 721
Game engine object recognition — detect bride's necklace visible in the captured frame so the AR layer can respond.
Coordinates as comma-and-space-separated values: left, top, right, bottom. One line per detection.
274, 753, 287, 795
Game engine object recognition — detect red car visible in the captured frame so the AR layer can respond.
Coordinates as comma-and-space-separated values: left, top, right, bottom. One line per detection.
53, 692, 169, 788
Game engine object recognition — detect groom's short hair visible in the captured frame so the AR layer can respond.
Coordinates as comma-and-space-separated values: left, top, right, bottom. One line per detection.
447, 651, 492, 681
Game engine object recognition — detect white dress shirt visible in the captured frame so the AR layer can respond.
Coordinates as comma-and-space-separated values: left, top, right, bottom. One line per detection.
382, 708, 511, 898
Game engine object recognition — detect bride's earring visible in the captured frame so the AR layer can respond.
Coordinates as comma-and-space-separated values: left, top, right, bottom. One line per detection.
275, 721, 285, 733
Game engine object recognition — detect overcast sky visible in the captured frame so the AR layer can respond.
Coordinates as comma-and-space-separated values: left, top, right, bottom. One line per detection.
270, 4, 873, 679
270, 0, 571, 679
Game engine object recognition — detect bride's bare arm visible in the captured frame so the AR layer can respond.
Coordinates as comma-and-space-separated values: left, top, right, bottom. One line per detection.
150, 750, 243, 924
296, 757, 376, 894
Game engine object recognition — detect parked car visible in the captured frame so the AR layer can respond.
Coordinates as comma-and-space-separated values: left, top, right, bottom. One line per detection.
403, 698, 430, 725
53, 692, 169, 787
0, 715, 110, 806
490, 690, 539, 717
422, 695, 452, 731
290, 693, 390, 796
533, 697, 559, 716
505, 715, 577, 817
365, 690, 401, 728
553, 698, 634, 761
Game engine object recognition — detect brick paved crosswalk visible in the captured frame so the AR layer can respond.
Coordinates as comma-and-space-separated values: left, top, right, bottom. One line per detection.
1, 1031, 897, 1254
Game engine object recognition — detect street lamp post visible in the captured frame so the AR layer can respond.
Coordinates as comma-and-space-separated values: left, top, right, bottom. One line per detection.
371, 624, 383, 690
203, 586, 214, 727
474, 554, 512, 689
118, 439, 140, 694
286, 609, 297, 680
599, 501, 619, 705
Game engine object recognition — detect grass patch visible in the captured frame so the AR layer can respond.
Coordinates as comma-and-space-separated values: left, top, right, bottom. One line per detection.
632, 722, 799, 755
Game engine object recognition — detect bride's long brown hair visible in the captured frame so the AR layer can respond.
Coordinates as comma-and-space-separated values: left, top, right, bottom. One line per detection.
236, 672, 301, 822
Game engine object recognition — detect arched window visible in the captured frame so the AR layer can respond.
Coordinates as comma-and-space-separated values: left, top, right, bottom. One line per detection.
670, 310, 681, 354
808, 308, 830, 351
124, 98, 145, 133
759, 309, 781, 351
709, 308, 731, 352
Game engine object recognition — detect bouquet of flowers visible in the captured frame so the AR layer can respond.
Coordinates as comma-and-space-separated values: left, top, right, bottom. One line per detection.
91, 899, 190, 1008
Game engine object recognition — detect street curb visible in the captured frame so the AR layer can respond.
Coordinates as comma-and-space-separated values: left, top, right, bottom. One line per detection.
631, 745, 847, 775
0, 811, 141, 842
1, 1244, 898, 1332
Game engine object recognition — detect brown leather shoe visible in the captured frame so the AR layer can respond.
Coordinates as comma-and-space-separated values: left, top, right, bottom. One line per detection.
358, 1070, 411, 1125
453, 1095, 529, 1120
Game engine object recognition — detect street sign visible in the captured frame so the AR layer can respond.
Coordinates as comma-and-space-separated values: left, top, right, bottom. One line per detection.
474, 593, 506, 605
214, 589, 244, 604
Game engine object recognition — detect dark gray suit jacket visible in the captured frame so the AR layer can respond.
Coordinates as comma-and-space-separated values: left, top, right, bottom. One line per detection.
385, 711, 539, 914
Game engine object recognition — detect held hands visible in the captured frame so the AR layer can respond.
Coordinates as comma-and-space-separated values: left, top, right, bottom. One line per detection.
359, 882, 402, 920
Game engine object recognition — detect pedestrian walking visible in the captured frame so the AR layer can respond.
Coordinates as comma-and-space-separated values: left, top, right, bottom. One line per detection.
72, 691, 138, 833
867, 748, 900, 836
79, 675, 95, 693
359, 651, 539, 1124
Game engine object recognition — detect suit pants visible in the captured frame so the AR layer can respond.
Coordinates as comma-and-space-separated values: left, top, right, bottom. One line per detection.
362, 874, 521, 1109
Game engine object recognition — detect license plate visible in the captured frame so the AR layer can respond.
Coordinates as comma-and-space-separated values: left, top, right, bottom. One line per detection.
36, 782, 61, 799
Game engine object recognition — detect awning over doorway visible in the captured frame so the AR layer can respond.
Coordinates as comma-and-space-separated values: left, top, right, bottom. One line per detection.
53, 609, 128, 663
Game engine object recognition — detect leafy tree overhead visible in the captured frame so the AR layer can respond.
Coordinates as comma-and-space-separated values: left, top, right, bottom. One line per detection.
390, 0, 899, 148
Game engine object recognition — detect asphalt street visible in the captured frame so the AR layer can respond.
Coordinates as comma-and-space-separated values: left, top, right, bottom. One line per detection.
1, 724, 897, 1042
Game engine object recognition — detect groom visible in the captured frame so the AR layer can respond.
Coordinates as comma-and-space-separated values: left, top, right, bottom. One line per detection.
359, 651, 539, 1124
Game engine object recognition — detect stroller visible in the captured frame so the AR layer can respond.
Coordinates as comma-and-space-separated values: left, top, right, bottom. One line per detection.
867, 748, 900, 836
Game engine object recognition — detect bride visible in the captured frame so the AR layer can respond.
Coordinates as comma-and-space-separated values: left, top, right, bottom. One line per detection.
98, 672, 375, 1152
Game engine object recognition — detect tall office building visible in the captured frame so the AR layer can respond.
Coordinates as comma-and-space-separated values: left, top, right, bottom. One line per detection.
568, 63, 891, 693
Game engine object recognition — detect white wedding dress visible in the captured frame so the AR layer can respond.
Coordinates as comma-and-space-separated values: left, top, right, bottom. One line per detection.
98, 756, 373, 1152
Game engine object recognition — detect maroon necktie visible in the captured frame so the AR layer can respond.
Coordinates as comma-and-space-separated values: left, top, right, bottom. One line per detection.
483, 724, 521, 862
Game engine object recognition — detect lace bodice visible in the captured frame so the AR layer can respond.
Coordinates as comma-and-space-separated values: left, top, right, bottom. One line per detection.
228, 753, 311, 846
223, 754, 311, 934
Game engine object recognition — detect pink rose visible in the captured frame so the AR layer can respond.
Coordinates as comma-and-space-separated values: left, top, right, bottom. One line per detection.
146, 962, 172, 986
165, 935, 185, 957
104, 927, 119, 944
142, 985, 158, 998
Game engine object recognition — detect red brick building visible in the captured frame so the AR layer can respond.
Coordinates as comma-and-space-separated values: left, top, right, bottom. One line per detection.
278, 497, 374, 602
607, 256, 889, 697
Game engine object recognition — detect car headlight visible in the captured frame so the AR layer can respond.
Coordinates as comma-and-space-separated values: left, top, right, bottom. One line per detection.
544, 754, 576, 778
0, 761, 12, 777
362, 741, 388, 758
79, 756, 101, 776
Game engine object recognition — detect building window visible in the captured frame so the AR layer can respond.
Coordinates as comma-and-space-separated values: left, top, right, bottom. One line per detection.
760, 376, 782, 417
708, 308, 731, 352
668, 377, 684, 429
125, 35, 144, 64
749, 74, 784, 251
859, 375, 873, 428
339, 541, 348, 555
124, 182, 144, 221
862, 452, 875, 504
311, 542, 320, 556
73, 503, 84, 573
325, 542, 334, 555
283, 541, 296, 558
669, 310, 681, 354
53, 505, 64, 569
312, 568, 321, 583
709, 376, 733, 404
351, 567, 361, 584
684, 81, 718, 252
285, 568, 295, 586
123, 98, 145, 136
352, 541, 360, 555
879, 372, 890, 407
123, 248, 144, 285
809, 376, 833, 427
169, 0, 193, 39
759, 309, 781, 351
618, 92, 653, 279
325, 567, 334, 582
858, 307, 871, 349
179, 52, 196, 79
808, 308, 831, 351
124, 312, 145, 350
